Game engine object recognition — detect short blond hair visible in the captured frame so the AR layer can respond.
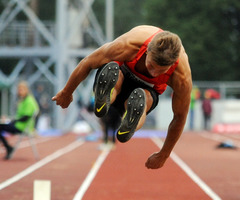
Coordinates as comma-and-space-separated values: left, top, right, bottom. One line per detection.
17, 80, 30, 95
148, 31, 182, 66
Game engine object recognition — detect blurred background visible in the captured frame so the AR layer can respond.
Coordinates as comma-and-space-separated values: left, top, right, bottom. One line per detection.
0, 0, 240, 134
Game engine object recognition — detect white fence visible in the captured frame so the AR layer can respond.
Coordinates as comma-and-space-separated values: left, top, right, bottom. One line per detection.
154, 99, 240, 131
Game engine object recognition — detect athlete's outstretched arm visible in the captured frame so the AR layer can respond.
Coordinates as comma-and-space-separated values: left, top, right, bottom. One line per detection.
52, 35, 134, 109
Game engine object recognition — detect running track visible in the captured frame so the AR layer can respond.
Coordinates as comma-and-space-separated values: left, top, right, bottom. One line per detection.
0, 131, 239, 200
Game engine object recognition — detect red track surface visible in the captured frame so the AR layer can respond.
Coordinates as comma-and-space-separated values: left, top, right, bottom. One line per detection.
0, 131, 239, 200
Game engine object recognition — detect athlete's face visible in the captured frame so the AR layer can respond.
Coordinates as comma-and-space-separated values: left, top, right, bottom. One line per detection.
145, 52, 171, 78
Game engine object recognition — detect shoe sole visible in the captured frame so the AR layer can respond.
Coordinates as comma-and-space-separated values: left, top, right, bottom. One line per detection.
117, 88, 146, 143
94, 62, 119, 117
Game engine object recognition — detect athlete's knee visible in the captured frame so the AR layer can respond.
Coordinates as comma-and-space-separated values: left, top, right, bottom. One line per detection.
114, 70, 124, 92
143, 89, 158, 114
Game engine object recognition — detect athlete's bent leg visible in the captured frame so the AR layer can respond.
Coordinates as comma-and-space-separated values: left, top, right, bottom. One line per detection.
117, 88, 154, 143
93, 62, 124, 117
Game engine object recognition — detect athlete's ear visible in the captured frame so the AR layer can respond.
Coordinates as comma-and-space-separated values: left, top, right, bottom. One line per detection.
146, 47, 149, 55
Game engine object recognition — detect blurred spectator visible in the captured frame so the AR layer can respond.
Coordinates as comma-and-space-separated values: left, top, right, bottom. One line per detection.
87, 94, 121, 148
202, 92, 212, 130
33, 84, 51, 131
100, 106, 121, 147
35, 84, 50, 114
0, 81, 39, 160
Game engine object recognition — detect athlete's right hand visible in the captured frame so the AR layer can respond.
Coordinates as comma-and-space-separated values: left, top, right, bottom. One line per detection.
52, 90, 73, 109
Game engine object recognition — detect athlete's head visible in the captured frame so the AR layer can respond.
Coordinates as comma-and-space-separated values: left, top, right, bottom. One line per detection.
147, 31, 182, 67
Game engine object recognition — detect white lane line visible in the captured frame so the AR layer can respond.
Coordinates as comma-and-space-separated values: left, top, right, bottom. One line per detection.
16, 137, 53, 149
0, 140, 84, 190
0, 137, 52, 154
151, 137, 222, 200
73, 147, 110, 200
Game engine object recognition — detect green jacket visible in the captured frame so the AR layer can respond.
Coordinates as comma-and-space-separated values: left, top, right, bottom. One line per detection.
15, 95, 39, 132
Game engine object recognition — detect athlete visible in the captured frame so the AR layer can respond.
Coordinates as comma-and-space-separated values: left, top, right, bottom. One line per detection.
52, 25, 192, 169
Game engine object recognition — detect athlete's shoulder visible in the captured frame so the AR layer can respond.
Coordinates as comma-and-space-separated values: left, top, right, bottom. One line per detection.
128, 25, 161, 36
130, 25, 161, 31
121, 25, 161, 45
101, 25, 162, 61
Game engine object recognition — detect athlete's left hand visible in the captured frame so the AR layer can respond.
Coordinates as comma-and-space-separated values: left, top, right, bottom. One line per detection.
145, 152, 168, 169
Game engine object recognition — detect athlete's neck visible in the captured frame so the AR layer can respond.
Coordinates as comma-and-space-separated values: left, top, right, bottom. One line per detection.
135, 54, 154, 78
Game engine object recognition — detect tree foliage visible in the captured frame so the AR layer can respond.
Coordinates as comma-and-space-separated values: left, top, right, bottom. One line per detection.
114, 0, 145, 36
143, 0, 240, 81
93, 0, 145, 37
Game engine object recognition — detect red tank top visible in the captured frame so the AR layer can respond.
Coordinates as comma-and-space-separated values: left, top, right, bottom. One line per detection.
116, 29, 179, 94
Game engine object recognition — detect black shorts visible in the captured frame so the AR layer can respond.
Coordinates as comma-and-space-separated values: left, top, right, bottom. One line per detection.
93, 64, 159, 116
